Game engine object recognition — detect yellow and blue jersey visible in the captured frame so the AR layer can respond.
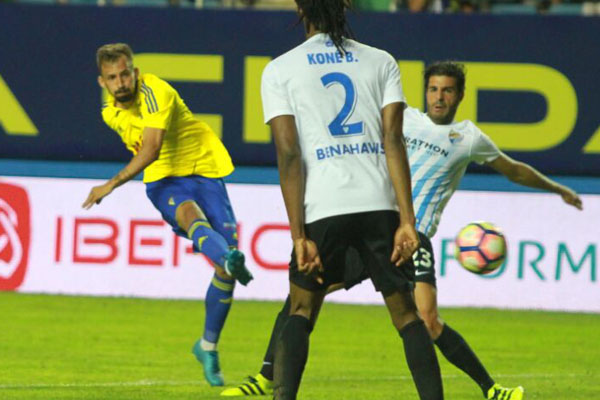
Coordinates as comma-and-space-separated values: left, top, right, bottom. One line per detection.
101, 73, 234, 183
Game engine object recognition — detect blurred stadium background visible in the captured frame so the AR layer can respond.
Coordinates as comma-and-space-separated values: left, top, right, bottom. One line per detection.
2, 0, 600, 16
0, 1, 599, 399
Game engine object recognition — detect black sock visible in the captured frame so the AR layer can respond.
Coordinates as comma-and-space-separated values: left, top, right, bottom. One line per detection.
435, 324, 495, 396
273, 315, 311, 400
260, 295, 292, 381
400, 320, 444, 400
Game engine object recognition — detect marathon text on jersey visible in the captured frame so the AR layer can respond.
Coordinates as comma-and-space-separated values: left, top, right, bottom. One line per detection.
404, 136, 450, 157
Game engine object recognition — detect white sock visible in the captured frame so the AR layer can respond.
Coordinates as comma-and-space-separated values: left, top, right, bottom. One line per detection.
200, 338, 217, 351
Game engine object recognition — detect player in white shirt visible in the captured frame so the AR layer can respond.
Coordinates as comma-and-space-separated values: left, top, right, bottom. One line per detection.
404, 104, 501, 239
221, 61, 582, 400
399, 61, 580, 400
258, 1, 444, 399
261, 17, 403, 224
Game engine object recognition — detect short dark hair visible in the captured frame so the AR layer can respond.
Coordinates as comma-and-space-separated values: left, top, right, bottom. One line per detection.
96, 43, 134, 72
295, 0, 354, 55
424, 61, 466, 94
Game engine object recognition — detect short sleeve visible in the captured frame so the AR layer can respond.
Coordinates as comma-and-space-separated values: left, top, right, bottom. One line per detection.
261, 61, 293, 124
140, 78, 175, 130
101, 104, 119, 131
470, 124, 501, 164
381, 53, 406, 109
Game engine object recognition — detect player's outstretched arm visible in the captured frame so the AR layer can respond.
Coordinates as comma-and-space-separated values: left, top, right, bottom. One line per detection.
487, 152, 583, 210
82, 127, 165, 209
381, 102, 419, 266
270, 115, 323, 281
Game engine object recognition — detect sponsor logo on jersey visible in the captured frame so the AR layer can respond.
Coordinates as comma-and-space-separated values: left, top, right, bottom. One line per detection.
0, 182, 31, 291
404, 136, 449, 157
448, 130, 463, 144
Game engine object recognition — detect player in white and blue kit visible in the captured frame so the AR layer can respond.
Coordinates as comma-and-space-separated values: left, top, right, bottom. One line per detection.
399, 62, 580, 400
221, 61, 582, 399
257, 1, 444, 399
405, 104, 500, 239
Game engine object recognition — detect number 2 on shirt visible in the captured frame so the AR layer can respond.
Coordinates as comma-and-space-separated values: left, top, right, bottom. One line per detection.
321, 72, 364, 137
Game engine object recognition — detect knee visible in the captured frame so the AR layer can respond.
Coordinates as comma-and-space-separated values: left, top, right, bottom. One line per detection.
387, 301, 419, 331
289, 303, 313, 321
289, 295, 321, 322
384, 291, 419, 331
175, 200, 205, 230
420, 309, 444, 339
391, 310, 419, 331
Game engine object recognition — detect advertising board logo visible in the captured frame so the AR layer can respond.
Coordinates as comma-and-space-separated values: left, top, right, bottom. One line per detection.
0, 182, 31, 290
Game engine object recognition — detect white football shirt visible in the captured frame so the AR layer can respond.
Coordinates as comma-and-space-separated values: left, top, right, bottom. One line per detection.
261, 33, 406, 223
403, 106, 501, 238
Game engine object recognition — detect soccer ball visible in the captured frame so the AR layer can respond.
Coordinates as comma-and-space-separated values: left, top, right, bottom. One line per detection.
454, 222, 507, 275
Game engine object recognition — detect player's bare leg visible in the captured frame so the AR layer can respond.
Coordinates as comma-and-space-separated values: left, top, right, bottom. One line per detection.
415, 282, 523, 399
384, 289, 444, 400
414, 282, 444, 338
273, 283, 325, 400
176, 200, 251, 386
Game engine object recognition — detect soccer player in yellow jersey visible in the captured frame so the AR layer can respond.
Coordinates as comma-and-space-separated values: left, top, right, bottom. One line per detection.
82, 43, 253, 387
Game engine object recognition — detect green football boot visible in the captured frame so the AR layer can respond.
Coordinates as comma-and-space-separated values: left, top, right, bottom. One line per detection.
220, 373, 273, 397
192, 339, 224, 386
487, 383, 524, 400
224, 249, 253, 286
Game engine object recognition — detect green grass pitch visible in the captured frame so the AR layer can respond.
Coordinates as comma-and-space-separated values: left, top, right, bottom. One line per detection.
1, 292, 599, 399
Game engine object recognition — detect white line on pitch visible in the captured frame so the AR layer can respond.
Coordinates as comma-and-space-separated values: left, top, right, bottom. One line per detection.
0, 373, 591, 390
307, 372, 589, 382
0, 380, 205, 389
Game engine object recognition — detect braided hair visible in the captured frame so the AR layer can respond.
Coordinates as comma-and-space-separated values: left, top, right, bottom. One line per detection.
296, 0, 354, 55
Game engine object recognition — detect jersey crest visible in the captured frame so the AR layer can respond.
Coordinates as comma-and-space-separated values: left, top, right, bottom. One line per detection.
448, 130, 463, 144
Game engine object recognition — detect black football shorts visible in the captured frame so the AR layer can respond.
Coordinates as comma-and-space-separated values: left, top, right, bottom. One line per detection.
289, 210, 415, 296
343, 231, 436, 289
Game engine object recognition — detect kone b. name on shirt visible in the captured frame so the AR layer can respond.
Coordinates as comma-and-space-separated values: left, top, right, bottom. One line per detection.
307, 51, 358, 65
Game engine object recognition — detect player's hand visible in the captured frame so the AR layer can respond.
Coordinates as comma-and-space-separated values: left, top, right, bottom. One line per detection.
294, 238, 324, 284
391, 223, 420, 267
82, 183, 114, 210
559, 186, 583, 210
